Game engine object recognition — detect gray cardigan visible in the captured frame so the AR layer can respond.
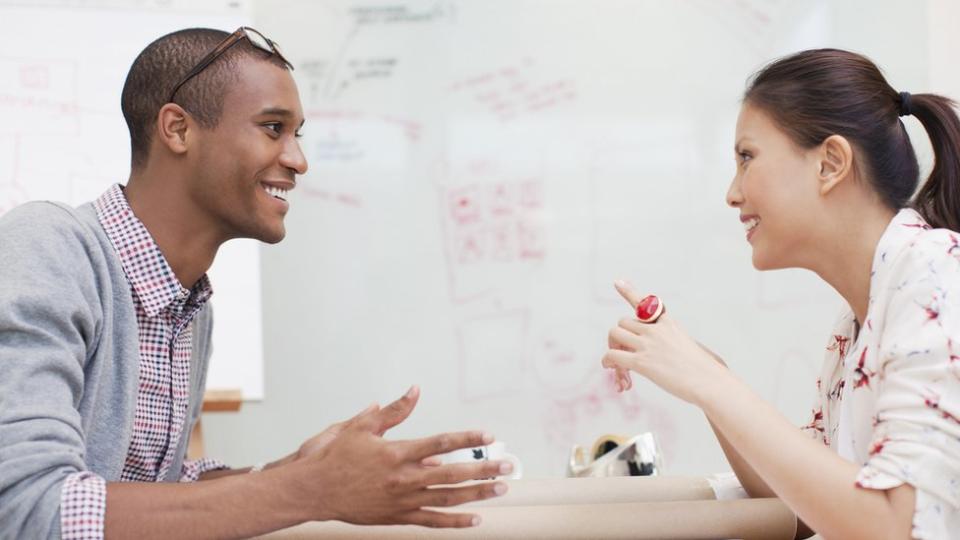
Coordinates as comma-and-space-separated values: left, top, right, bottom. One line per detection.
0, 201, 214, 539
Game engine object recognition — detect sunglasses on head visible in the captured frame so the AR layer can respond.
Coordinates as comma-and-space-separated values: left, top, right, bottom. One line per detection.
168, 26, 293, 103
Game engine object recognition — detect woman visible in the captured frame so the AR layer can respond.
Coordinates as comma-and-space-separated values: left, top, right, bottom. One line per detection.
603, 49, 960, 539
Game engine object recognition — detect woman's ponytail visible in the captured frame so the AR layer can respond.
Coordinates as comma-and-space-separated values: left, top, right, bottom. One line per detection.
909, 94, 960, 231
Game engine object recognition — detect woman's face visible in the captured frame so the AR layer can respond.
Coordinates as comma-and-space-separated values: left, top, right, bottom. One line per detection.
727, 104, 823, 271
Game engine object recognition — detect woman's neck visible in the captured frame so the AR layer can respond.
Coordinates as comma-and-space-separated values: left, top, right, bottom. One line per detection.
810, 205, 896, 326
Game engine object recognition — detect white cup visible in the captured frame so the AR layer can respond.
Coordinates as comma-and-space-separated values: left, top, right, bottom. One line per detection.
440, 441, 523, 479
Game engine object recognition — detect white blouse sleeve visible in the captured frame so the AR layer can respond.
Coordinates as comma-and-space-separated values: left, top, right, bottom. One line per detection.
857, 232, 960, 538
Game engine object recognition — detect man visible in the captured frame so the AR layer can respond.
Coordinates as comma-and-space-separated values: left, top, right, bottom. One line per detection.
0, 27, 509, 539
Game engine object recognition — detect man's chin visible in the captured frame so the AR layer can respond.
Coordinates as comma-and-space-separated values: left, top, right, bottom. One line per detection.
259, 228, 286, 244
246, 220, 287, 245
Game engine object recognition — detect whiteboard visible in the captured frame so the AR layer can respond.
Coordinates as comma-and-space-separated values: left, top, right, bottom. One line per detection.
1, 0, 934, 478
237, 0, 933, 477
0, 0, 265, 399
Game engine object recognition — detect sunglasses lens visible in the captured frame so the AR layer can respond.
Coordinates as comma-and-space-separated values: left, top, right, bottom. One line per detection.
243, 28, 272, 54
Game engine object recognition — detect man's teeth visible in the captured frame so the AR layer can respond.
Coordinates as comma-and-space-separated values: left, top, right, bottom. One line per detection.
744, 217, 760, 232
263, 184, 288, 200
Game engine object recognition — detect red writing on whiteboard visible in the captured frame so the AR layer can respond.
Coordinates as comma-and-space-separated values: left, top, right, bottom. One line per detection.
440, 178, 546, 302
445, 179, 545, 265
448, 59, 578, 122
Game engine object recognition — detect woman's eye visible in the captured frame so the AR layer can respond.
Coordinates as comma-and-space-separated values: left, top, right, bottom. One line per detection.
738, 152, 753, 165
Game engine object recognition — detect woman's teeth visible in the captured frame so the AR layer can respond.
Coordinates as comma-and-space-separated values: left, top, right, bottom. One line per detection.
744, 217, 760, 232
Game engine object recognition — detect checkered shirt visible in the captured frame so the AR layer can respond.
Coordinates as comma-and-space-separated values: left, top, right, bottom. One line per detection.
60, 184, 228, 539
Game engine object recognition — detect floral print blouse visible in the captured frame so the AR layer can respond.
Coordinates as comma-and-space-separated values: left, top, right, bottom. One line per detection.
802, 208, 960, 539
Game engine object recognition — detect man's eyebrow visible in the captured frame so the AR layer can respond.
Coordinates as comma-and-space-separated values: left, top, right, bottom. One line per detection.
259, 107, 294, 117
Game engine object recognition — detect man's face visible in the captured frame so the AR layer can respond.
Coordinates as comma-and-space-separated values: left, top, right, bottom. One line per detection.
190, 58, 307, 244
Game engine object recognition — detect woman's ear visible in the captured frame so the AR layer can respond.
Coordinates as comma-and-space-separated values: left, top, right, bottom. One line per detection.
154, 103, 191, 156
817, 134, 854, 196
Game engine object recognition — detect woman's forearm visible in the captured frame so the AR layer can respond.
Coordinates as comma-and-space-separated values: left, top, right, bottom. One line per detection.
707, 415, 774, 497
707, 415, 815, 539
697, 374, 913, 540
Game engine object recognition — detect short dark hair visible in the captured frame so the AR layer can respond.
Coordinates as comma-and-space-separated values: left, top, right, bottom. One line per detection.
744, 48, 960, 231
121, 28, 290, 169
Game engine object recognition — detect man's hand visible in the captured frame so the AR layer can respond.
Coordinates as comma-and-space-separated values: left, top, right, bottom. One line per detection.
243, 403, 379, 474
287, 386, 510, 528
292, 402, 380, 461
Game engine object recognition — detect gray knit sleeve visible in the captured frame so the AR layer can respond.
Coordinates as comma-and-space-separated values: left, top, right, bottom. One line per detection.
0, 203, 104, 539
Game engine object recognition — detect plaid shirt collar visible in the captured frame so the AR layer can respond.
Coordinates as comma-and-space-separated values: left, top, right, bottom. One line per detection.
94, 183, 212, 318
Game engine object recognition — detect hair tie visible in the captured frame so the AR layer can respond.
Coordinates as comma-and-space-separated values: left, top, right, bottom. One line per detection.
898, 91, 913, 117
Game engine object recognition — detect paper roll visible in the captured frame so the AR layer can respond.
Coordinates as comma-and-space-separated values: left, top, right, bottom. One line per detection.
465, 475, 716, 507
257, 477, 797, 540
259, 498, 796, 540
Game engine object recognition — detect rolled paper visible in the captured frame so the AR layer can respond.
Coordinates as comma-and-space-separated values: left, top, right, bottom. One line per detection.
258, 496, 796, 540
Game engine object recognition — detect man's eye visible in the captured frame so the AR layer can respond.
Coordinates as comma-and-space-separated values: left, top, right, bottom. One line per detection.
264, 122, 282, 134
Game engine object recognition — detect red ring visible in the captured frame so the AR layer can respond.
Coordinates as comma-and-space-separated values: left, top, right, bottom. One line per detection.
636, 295, 664, 323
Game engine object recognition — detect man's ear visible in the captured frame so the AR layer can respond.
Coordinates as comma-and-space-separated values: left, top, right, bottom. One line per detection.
817, 134, 854, 196
155, 103, 192, 156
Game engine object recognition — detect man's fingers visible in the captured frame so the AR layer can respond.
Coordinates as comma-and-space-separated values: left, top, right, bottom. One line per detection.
397, 509, 480, 529
402, 431, 494, 461
614, 280, 643, 309
418, 461, 510, 487
367, 386, 420, 435
412, 482, 507, 509
421, 455, 443, 467
345, 402, 380, 427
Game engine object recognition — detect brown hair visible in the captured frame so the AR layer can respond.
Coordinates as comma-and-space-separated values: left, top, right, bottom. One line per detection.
744, 48, 960, 231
